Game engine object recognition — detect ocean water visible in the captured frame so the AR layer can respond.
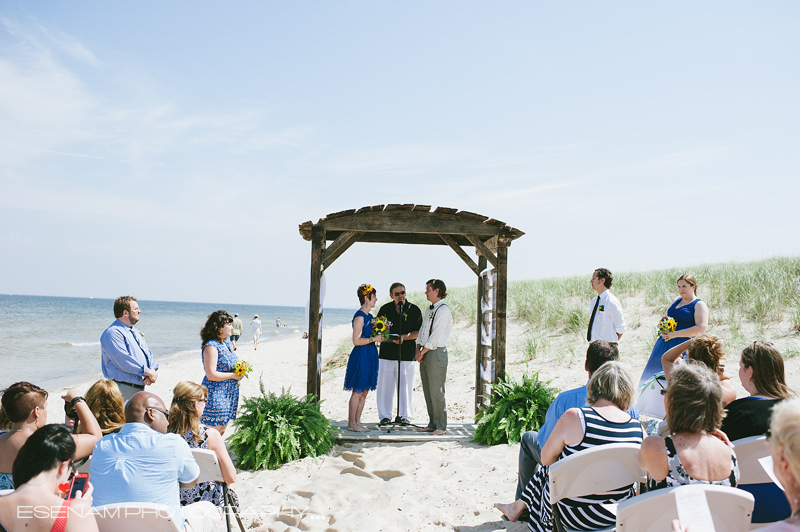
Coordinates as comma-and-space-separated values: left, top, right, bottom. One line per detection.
0, 294, 355, 390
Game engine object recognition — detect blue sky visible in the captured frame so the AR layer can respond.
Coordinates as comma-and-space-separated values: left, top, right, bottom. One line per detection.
1, 2, 798, 309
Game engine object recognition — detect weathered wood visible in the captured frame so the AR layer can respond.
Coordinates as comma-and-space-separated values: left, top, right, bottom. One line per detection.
412, 205, 432, 212
318, 210, 507, 236
465, 235, 498, 268
494, 244, 508, 388
475, 255, 487, 417
324, 231, 482, 247
322, 230, 362, 270
456, 210, 489, 222
384, 204, 414, 211
439, 234, 480, 275
433, 206, 458, 215
324, 209, 356, 220
307, 226, 325, 401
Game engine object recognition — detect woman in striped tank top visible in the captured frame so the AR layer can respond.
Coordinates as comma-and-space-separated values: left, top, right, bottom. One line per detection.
496, 361, 644, 532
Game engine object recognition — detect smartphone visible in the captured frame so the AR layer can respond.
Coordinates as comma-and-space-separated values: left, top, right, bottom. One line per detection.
67, 473, 89, 499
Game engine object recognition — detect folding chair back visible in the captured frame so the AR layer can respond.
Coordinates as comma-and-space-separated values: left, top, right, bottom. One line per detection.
732, 435, 791, 526
0, 489, 13, 497
616, 484, 754, 532
192, 449, 224, 483
93, 502, 182, 532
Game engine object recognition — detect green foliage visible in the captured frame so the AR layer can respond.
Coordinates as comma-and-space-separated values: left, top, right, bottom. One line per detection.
472, 371, 557, 446
228, 380, 337, 470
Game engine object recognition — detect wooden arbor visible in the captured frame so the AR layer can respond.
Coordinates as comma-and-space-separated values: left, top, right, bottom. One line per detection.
298, 205, 524, 414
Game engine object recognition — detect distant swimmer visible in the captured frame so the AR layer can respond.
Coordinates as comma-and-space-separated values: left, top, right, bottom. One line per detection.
276, 317, 281, 328
252, 315, 262, 350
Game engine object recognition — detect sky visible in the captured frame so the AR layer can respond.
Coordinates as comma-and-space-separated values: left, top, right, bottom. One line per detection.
1, 1, 798, 310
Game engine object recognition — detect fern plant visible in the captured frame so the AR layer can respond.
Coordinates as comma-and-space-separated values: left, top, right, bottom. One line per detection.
228, 379, 338, 470
472, 370, 557, 446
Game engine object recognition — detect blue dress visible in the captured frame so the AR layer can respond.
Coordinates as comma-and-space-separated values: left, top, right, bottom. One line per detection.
639, 298, 702, 386
201, 340, 240, 426
343, 310, 379, 393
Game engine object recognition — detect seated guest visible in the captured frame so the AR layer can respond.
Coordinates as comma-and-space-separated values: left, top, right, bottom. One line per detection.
167, 381, 239, 509
661, 333, 737, 406
0, 424, 99, 532
495, 362, 644, 531
91, 391, 221, 532
0, 382, 101, 490
759, 397, 800, 531
512, 340, 638, 500
83, 379, 125, 435
639, 363, 738, 489
721, 341, 795, 442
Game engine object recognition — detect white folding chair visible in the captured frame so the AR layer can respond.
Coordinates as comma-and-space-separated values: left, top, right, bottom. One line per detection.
732, 435, 791, 528
93, 502, 182, 532
192, 449, 244, 532
548, 443, 646, 532
616, 484, 754, 532
0, 489, 13, 497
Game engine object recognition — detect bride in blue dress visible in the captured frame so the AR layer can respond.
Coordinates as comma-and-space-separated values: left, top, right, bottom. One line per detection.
344, 284, 384, 432
639, 274, 709, 389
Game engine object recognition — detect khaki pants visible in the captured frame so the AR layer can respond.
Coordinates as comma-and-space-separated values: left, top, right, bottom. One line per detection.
420, 347, 448, 431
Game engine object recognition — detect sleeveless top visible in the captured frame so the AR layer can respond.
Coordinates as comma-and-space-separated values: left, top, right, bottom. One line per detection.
648, 436, 738, 490
667, 297, 701, 331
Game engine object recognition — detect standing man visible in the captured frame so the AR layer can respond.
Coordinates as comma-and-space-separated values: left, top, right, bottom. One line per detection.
416, 279, 453, 436
276, 317, 281, 328
231, 313, 243, 351
587, 268, 626, 343
100, 296, 159, 402
376, 283, 423, 426
252, 315, 262, 350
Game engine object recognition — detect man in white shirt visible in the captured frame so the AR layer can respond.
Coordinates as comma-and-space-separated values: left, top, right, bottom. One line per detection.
415, 278, 453, 436
587, 268, 626, 343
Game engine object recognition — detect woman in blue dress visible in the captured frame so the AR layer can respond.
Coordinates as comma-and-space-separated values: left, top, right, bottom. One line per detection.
344, 284, 384, 432
200, 310, 243, 435
639, 275, 709, 387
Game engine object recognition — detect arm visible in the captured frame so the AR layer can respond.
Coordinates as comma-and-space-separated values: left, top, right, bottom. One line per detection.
638, 436, 669, 481
721, 380, 737, 406
661, 338, 693, 382
205, 428, 237, 484
63, 390, 102, 459
663, 301, 709, 341
66, 484, 99, 532
351, 316, 381, 346
609, 296, 626, 338
203, 345, 244, 382
540, 408, 585, 466
177, 440, 200, 489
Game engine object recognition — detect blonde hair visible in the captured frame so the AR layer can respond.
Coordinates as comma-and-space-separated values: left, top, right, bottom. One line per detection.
769, 397, 800, 488
587, 361, 636, 412
167, 381, 208, 443
83, 379, 125, 435
666, 363, 724, 434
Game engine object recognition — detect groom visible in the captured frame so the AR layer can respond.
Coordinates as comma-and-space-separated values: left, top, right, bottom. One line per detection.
416, 278, 453, 436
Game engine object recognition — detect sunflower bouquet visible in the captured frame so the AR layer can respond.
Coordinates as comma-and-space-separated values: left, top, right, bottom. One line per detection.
371, 315, 392, 341
234, 360, 253, 386
657, 316, 678, 335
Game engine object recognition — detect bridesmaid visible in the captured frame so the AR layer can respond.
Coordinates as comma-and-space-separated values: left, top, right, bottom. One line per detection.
344, 284, 383, 432
200, 310, 243, 435
639, 274, 708, 386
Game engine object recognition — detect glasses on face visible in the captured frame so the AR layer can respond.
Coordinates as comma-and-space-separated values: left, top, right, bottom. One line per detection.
393, 291, 405, 296
148, 406, 169, 417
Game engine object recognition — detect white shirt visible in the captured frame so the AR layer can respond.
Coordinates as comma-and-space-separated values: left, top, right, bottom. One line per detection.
416, 299, 453, 350
589, 289, 626, 342
252, 319, 262, 334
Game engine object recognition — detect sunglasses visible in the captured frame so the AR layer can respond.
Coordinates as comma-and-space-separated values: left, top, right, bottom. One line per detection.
147, 406, 169, 417
393, 291, 406, 296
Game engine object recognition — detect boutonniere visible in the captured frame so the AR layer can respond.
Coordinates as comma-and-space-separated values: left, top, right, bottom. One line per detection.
140, 332, 145, 337
403, 313, 408, 320
598, 305, 605, 312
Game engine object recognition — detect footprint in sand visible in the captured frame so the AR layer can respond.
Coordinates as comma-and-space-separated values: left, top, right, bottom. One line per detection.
372, 470, 404, 481
340, 466, 378, 479
339, 451, 362, 462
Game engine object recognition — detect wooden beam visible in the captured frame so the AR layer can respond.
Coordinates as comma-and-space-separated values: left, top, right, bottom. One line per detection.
307, 226, 325, 401
319, 210, 507, 237
494, 244, 508, 387
465, 235, 498, 268
475, 255, 487, 417
322, 231, 362, 270
439, 234, 480, 275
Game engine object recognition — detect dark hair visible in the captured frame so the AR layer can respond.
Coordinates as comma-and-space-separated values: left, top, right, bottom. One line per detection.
741, 341, 793, 399
357, 284, 377, 305
677, 274, 698, 295
688, 334, 726, 376
594, 268, 613, 289
113, 296, 138, 319
12, 424, 75, 487
0, 382, 48, 423
426, 279, 447, 299
389, 282, 405, 296
586, 340, 619, 374
666, 363, 724, 434
200, 310, 233, 345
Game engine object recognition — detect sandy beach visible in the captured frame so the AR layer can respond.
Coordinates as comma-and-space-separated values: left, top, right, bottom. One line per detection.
44, 298, 800, 532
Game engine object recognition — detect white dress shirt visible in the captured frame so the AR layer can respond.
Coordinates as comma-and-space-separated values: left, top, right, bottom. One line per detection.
589, 289, 626, 342
416, 299, 453, 350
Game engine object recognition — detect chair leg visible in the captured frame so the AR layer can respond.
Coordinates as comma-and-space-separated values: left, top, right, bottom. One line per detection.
222, 483, 232, 532
552, 504, 566, 532
223, 484, 246, 532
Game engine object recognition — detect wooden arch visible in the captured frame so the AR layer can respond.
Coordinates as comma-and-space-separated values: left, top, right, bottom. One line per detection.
299, 204, 524, 415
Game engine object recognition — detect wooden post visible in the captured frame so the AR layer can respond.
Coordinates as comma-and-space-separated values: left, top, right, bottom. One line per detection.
307, 226, 325, 401
494, 240, 509, 386
475, 255, 487, 416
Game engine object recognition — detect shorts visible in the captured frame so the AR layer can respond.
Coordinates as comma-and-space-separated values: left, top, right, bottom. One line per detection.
231, 335, 240, 342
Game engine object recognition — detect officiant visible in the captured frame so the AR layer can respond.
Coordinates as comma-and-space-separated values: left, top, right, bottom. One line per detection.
376, 282, 423, 426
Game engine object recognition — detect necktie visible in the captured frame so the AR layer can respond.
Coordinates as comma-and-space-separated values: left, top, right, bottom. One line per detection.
130, 328, 152, 368
587, 297, 600, 342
